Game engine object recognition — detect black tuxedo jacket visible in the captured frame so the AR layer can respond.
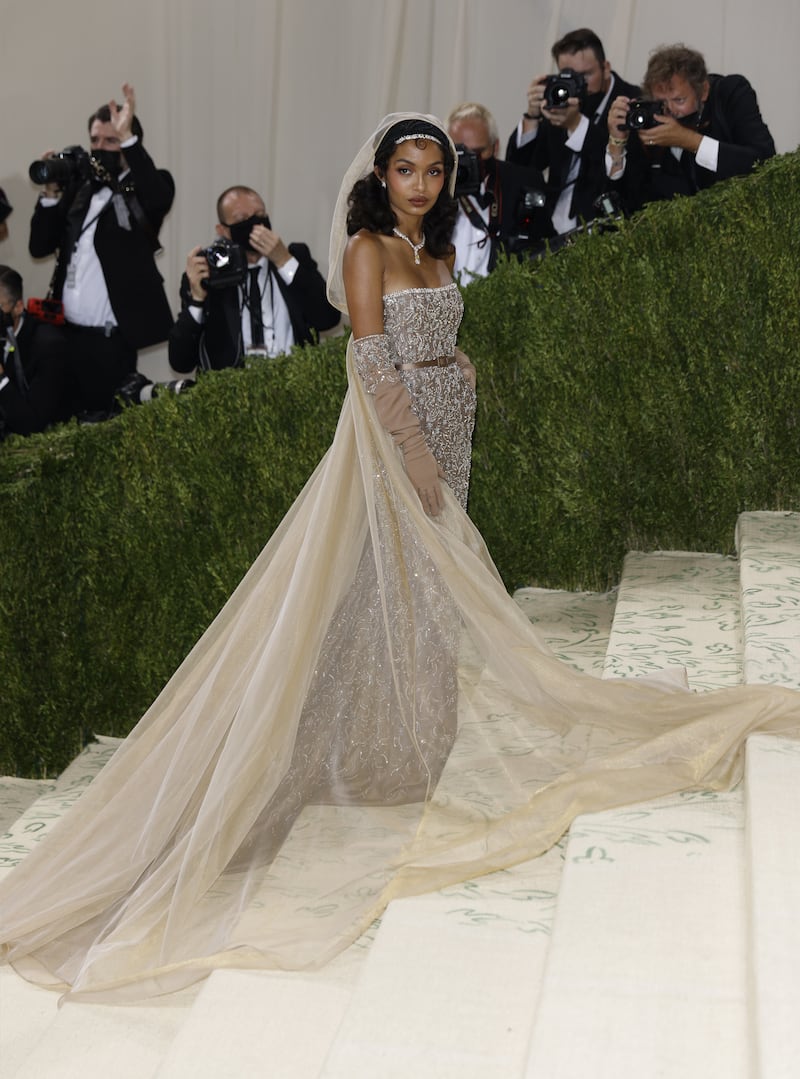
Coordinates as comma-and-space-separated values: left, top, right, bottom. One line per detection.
0, 316, 71, 436
168, 243, 340, 373
29, 140, 175, 350
506, 71, 641, 228
622, 74, 776, 207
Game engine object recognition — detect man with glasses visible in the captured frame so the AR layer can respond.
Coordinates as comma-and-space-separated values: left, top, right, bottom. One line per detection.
447, 102, 547, 280
605, 44, 775, 207
0, 265, 71, 438
506, 28, 640, 239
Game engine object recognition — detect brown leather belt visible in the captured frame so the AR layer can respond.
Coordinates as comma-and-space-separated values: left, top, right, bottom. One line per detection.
395, 355, 456, 371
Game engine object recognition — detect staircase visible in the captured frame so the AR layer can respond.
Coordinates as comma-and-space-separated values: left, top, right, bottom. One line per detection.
2, 511, 800, 1078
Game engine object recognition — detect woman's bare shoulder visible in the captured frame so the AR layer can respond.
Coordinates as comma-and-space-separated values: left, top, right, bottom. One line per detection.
344, 229, 387, 267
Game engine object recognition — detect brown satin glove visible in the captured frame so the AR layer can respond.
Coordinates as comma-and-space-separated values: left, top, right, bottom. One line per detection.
373, 379, 444, 516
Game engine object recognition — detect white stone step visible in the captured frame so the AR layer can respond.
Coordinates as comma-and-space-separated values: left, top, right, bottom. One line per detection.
523, 787, 748, 1078
0, 777, 53, 835
5, 984, 196, 1079
155, 971, 352, 1079
603, 550, 742, 691
0, 741, 126, 1078
744, 732, 800, 1079
0, 738, 120, 881
512, 586, 615, 675
736, 511, 800, 687
0, 966, 60, 1079
320, 849, 564, 1079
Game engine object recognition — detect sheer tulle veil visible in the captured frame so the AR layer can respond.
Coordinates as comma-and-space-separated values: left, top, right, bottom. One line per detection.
327, 111, 458, 316
2, 114, 800, 1004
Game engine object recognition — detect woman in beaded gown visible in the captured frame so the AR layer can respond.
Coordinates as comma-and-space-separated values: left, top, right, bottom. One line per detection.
2, 113, 800, 1003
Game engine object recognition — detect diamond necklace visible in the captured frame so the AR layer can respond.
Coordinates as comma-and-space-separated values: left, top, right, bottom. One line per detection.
392, 227, 426, 264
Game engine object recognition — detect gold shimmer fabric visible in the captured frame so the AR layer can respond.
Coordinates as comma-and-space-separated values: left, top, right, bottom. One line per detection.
2, 117, 800, 1003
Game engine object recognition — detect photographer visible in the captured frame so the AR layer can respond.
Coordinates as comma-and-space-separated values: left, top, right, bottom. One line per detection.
506, 28, 639, 237
0, 265, 71, 438
447, 102, 547, 280
605, 44, 775, 207
169, 186, 339, 373
29, 83, 174, 416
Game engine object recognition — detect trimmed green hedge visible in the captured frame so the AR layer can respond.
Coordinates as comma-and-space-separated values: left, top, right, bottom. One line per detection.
2, 150, 800, 775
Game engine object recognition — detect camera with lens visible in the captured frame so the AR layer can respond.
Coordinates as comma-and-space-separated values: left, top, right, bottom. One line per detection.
200, 238, 247, 290
543, 68, 587, 109
506, 186, 548, 256
28, 146, 92, 187
115, 371, 196, 408
454, 144, 481, 198
592, 190, 622, 222
516, 186, 546, 227
625, 99, 664, 131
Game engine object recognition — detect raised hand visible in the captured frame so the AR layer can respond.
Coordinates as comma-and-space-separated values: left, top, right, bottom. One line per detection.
108, 82, 136, 142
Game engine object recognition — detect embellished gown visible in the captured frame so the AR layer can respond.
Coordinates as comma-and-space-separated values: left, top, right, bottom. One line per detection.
2, 284, 800, 1002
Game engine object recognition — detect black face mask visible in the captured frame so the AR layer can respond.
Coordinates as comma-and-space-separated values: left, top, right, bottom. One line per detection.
478, 154, 498, 187
90, 150, 124, 182
228, 215, 271, 252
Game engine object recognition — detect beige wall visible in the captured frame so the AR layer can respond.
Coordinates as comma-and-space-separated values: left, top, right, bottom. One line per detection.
1, 0, 796, 379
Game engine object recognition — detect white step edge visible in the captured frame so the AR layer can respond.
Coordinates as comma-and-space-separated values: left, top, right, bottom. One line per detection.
0, 739, 120, 881
523, 788, 748, 1079
736, 511, 800, 688
512, 587, 616, 675
604, 551, 742, 691
0, 966, 60, 1079
320, 886, 554, 1079
744, 732, 800, 1079
7, 984, 196, 1079
155, 970, 352, 1079
0, 777, 53, 835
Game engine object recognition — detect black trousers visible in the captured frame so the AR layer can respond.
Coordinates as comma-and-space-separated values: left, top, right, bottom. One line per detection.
64, 323, 137, 415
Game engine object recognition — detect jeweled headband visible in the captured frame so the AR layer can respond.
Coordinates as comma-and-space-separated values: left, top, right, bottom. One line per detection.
394, 132, 443, 145
373, 119, 449, 163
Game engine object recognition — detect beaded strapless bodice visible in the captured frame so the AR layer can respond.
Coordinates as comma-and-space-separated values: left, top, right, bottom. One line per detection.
378, 282, 474, 508
382, 283, 464, 364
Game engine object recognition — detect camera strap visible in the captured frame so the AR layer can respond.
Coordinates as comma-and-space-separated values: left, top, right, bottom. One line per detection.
458, 195, 498, 249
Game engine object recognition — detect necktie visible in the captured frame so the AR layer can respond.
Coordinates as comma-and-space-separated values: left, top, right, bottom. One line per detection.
248, 267, 264, 347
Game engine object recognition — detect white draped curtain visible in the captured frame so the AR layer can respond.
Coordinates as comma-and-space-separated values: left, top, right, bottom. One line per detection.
1, 0, 797, 379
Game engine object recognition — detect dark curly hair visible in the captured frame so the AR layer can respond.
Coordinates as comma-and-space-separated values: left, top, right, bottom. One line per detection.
346, 119, 457, 259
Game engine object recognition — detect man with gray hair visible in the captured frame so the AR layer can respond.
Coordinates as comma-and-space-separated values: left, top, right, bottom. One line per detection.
447, 102, 546, 281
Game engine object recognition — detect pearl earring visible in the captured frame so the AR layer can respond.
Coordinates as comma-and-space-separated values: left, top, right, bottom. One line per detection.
381, 179, 386, 189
